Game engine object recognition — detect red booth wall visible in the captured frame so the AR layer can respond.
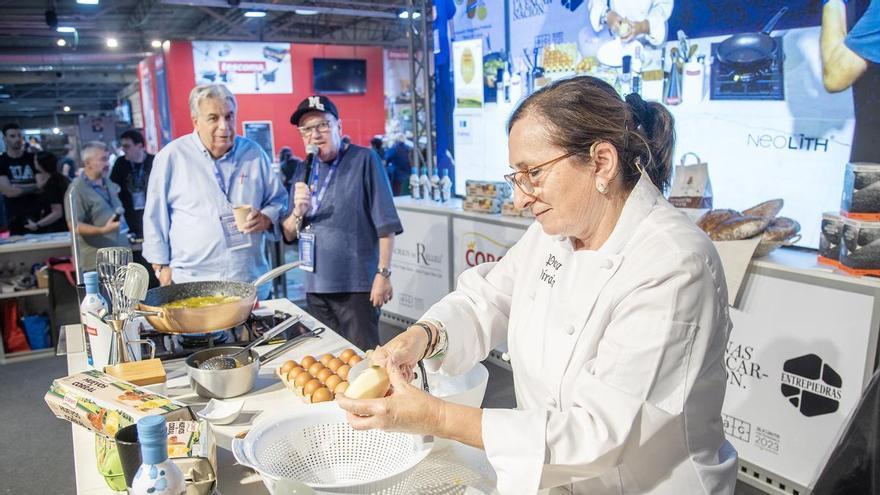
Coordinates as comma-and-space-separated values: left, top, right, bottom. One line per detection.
162, 41, 385, 159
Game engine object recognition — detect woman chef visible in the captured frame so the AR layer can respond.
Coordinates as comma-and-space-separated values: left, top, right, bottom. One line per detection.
336, 76, 738, 495
589, 0, 673, 47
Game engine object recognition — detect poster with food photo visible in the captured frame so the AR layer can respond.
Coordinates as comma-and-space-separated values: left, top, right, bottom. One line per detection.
453, 38, 484, 110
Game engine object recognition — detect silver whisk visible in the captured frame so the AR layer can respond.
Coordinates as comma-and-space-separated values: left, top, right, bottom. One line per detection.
96, 247, 132, 317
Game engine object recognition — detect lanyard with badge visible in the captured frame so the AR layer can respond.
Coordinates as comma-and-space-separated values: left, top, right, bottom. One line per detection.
130, 161, 147, 211
213, 153, 252, 252
298, 148, 344, 273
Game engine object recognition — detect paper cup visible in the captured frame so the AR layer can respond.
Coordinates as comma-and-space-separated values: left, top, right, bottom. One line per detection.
232, 205, 252, 232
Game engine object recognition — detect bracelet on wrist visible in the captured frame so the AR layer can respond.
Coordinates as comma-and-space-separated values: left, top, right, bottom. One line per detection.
413, 322, 434, 360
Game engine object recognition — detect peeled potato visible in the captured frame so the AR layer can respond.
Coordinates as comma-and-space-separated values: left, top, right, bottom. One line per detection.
316, 368, 333, 383
325, 374, 342, 391
280, 360, 297, 376
300, 355, 316, 369
339, 349, 355, 363
345, 365, 390, 399
311, 387, 333, 403
308, 362, 325, 377
319, 353, 334, 366
336, 364, 351, 381
327, 358, 345, 372
334, 381, 349, 396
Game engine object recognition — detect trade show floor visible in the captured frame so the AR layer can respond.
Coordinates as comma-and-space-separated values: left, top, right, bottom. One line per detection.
0, 323, 768, 495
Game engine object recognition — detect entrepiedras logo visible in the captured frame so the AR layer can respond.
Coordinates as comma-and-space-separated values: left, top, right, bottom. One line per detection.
780, 354, 842, 417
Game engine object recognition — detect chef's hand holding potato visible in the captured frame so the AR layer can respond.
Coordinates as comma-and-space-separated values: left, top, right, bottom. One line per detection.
365, 325, 430, 382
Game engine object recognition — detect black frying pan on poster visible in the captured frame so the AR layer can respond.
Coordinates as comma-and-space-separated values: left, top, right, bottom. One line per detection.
716, 7, 789, 68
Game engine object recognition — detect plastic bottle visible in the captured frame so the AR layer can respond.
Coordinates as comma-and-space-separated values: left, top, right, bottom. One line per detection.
509, 60, 523, 102
409, 167, 421, 200
632, 55, 643, 96
430, 168, 441, 201
619, 55, 633, 96
419, 167, 430, 201
80, 271, 107, 367
439, 168, 452, 203
130, 416, 186, 495
502, 63, 511, 103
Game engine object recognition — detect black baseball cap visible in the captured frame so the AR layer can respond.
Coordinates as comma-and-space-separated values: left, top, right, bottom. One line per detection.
290, 95, 339, 126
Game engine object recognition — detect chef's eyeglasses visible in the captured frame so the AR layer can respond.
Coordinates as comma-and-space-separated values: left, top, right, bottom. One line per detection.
298, 120, 334, 137
504, 150, 578, 195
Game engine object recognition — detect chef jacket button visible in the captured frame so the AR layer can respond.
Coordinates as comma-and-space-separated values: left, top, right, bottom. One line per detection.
600, 259, 613, 269
501, 352, 511, 362
546, 397, 557, 408
566, 325, 575, 335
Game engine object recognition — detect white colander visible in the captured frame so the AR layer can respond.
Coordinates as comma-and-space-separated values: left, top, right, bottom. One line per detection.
232, 401, 434, 494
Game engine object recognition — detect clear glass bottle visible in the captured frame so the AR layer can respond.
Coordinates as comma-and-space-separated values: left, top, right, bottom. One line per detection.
130, 415, 186, 495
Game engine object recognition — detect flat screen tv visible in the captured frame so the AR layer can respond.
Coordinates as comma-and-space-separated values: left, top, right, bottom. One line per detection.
313, 58, 367, 94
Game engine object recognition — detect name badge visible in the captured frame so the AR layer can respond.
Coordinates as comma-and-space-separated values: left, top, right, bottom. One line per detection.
132, 191, 146, 211
298, 229, 316, 272
220, 213, 252, 251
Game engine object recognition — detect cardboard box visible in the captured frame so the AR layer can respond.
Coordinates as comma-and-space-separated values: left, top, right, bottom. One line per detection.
465, 180, 512, 199
839, 218, 880, 276
36, 266, 49, 289
841, 162, 880, 221
818, 212, 844, 267
463, 196, 501, 214
44, 369, 194, 439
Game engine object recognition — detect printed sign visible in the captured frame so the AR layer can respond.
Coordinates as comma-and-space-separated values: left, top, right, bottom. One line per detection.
452, 217, 528, 280
192, 41, 292, 94
382, 210, 452, 321
242, 121, 275, 161
452, 39, 484, 110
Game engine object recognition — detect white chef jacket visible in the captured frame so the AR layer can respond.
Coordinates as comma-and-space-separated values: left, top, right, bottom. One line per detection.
422, 174, 737, 494
589, 0, 674, 46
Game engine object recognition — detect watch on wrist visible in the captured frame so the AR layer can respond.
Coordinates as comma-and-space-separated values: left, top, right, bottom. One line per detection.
376, 267, 391, 278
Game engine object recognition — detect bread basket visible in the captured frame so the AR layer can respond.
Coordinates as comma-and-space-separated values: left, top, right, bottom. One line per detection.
231, 401, 433, 494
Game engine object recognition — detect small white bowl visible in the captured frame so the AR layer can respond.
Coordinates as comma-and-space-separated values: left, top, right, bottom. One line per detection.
196, 398, 244, 425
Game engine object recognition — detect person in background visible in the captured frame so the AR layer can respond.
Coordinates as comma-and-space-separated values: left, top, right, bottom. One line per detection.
278, 146, 302, 190
66, 141, 128, 272
384, 134, 412, 196
336, 76, 736, 494
60, 145, 78, 179
26, 151, 69, 233
821, 0, 879, 161
110, 129, 154, 239
26, 136, 43, 152
0, 123, 39, 234
143, 84, 286, 300
282, 95, 402, 351
370, 136, 385, 160
589, 0, 674, 46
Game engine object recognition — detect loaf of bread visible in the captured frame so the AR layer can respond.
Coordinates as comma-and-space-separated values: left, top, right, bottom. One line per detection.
762, 217, 801, 242
697, 209, 738, 233
708, 216, 771, 241
742, 199, 784, 219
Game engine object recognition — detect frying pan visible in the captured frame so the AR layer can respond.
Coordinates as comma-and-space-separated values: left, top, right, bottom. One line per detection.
716, 7, 788, 67
137, 261, 303, 334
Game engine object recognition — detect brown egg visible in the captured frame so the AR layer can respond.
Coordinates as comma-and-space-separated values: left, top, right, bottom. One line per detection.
324, 374, 343, 391
334, 381, 349, 396
279, 360, 297, 376
339, 349, 355, 363
319, 353, 334, 366
303, 378, 322, 397
300, 355, 317, 369
347, 354, 363, 366
311, 387, 333, 403
308, 362, 325, 377
316, 368, 334, 383
336, 364, 351, 380
286, 366, 306, 382
327, 358, 345, 372
294, 371, 312, 389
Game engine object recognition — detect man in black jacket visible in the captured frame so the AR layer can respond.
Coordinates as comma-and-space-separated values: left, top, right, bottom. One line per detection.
110, 129, 153, 239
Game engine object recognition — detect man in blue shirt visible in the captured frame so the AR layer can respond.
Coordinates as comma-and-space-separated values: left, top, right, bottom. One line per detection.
282, 95, 403, 351
821, 0, 880, 161
143, 84, 287, 299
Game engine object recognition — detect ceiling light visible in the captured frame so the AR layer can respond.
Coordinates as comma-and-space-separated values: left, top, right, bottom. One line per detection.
77, 0, 100, 4
57, 39, 67, 47
398, 11, 421, 19
57, 26, 76, 33
151, 39, 162, 48
162, 40, 170, 49
52, 127, 61, 134
106, 38, 118, 48
244, 10, 267, 18
63, 106, 71, 112
294, 9, 319, 15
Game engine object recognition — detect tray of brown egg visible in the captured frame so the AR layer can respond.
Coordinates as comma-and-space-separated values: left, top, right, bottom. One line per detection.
277, 348, 364, 403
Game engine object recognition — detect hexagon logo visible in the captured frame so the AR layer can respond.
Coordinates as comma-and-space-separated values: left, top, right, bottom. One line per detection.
780, 354, 842, 417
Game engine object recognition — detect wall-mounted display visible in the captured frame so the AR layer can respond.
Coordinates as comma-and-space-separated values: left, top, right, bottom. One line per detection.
192, 41, 293, 94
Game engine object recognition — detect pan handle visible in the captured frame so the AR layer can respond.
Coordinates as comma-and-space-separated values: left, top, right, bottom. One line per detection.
761, 7, 788, 35
251, 261, 304, 288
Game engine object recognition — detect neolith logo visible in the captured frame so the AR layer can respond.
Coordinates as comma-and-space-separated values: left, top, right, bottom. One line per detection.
747, 133, 831, 152
780, 354, 842, 417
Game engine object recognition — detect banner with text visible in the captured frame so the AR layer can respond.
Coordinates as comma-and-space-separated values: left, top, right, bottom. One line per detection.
192, 41, 292, 94
452, 217, 528, 279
